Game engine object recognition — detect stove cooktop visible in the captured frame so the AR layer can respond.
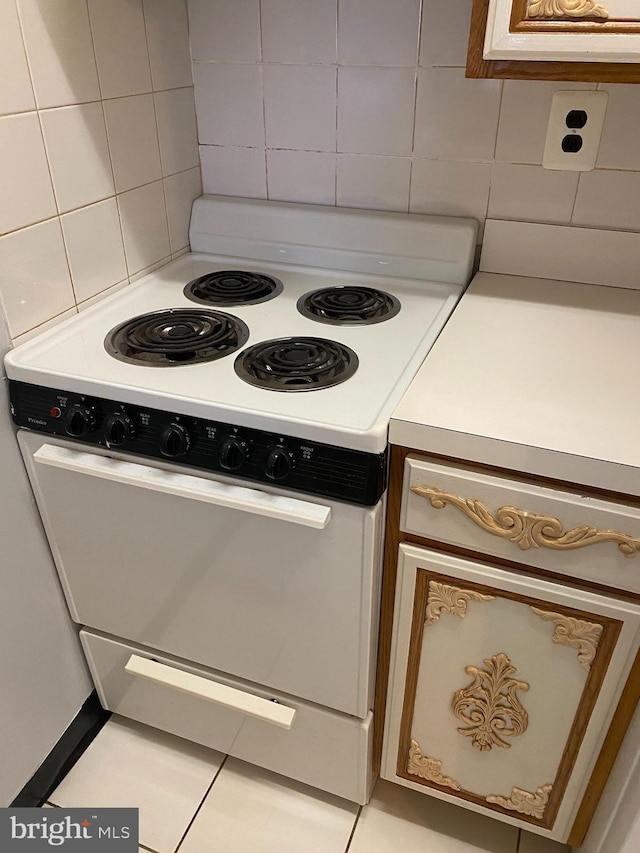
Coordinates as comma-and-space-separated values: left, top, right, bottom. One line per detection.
6, 253, 463, 453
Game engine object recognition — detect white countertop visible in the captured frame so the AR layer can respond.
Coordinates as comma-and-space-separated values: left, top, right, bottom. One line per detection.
390, 271, 640, 496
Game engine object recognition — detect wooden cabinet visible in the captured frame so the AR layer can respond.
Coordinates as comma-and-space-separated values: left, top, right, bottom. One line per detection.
376, 447, 640, 846
467, 0, 640, 81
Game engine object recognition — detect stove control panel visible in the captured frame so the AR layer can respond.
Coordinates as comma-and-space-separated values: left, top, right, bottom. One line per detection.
9, 381, 387, 506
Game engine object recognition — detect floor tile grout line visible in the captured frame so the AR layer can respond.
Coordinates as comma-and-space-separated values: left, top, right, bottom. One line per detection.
343, 803, 363, 853
173, 754, 229, 853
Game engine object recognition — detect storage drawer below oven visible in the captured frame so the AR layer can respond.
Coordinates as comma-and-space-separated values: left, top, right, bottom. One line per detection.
81, 630, 374, 805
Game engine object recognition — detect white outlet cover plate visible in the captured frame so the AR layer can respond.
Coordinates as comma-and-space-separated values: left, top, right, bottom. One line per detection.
542, 90, 608, 172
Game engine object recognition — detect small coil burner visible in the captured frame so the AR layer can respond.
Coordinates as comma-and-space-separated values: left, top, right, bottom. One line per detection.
105, 308, 249, 366
297, 286, 400, 325
234, 336, 359, 391
185, 270, 283, 306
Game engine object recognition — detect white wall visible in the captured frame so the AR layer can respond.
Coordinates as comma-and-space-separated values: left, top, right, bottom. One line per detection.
189, 0, 640, 245
0, 0, 202, 344
0, 310, 92, 805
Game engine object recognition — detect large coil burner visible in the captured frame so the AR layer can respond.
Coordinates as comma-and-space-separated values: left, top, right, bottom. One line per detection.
105, 308, 249, 366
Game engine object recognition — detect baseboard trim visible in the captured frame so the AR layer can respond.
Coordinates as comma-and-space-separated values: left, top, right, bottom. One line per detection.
11, 691, 110, 807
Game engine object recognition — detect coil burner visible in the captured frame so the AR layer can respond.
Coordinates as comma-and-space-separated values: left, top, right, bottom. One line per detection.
105, 308, 249, 366
297, 286, 400, 325
234, 336, 359, 391
185, 270, 283, 306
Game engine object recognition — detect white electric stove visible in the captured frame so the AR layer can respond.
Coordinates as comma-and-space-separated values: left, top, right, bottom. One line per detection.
7, 196, 476, 804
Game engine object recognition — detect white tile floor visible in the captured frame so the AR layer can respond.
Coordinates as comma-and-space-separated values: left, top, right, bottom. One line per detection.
46, 716, 570, 853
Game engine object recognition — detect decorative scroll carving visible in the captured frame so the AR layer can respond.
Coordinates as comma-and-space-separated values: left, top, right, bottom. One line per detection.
407, 740, 462, 790
411, 485, 640, 558
527, 0, 609, 19
531, 607, 603, 670
486, 784, 553, 820
452, 653, 529, 751
426, 581, 495, 623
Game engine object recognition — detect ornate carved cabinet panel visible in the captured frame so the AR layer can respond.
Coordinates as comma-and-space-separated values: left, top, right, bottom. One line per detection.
467, 0, 640, 80
381, 543, 640, 843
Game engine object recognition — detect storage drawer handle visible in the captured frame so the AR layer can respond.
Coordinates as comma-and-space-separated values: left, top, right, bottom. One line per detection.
411, 485, 640, 557
124, 655, 296, 730
33, 444, 331, 529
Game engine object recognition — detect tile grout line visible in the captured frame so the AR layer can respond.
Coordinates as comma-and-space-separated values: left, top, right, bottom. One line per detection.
173, 754, 230, 853
342, 803, 363, 853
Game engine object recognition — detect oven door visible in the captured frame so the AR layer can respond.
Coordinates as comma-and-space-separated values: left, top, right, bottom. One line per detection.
18, 431, 382, 718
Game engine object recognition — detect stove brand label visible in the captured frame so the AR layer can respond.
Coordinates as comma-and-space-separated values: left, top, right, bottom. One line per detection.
0, 809, 138, 850
27, 417, 48, 427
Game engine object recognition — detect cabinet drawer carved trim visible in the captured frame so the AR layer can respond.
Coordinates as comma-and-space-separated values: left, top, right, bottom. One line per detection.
407, 740, 462, 790
527, 0, 609, 19
486, 783, 553, 819
410, 484, 640, 557
531, 607, 604, 670
426, 581, 495, 623
452, 652, 530, 751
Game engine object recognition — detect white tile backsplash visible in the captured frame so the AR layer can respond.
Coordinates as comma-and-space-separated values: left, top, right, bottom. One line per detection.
261, 0, 337, 64
164, 167, 203, 252
414, 68, 501, 161
267, 150, 336, 205
419, 0, 473, 67
155, 88, 200, 176
488, 163, 579, 225
0, 1, 198, 344
188, 0, 261, 62
104, 95, 162, 193
61, 198, 128, 302
40, 103, 114, 212
17, 0, 100, 109
0, 112, 56, 234
0, 219, 75, 337
264, 66, 337, 152
337, 0, 421, 66
193, 64, 264, 148
0, 1, 35, 116
88, 0, 152, 99
572, 169, 640, 231
410, 160, 491, 230
596, 84, 640, 171
144, 0, 193, 91
338, 67, 416, 156
337, 154, 411, 212
118, 180, 171, 274
200, 145, 267, 198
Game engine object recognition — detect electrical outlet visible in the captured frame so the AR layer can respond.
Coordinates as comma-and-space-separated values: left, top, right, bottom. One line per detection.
542, 91, 608, 171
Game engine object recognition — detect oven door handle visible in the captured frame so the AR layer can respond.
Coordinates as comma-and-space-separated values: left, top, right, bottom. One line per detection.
124, 655, 296, 729
34, 444, 331, 529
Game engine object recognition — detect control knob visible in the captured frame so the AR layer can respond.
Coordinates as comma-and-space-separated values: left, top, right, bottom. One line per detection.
264, 445, 294, 480
104, 412, 135, 446
160, 423, 190, 458
64, 404, 96, 438
219, 436, 248, 471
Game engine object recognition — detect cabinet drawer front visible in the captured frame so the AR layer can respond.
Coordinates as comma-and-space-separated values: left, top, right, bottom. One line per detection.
81, 630, 373, 805
382, 545, 640, 842
402, 456, 640, 592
